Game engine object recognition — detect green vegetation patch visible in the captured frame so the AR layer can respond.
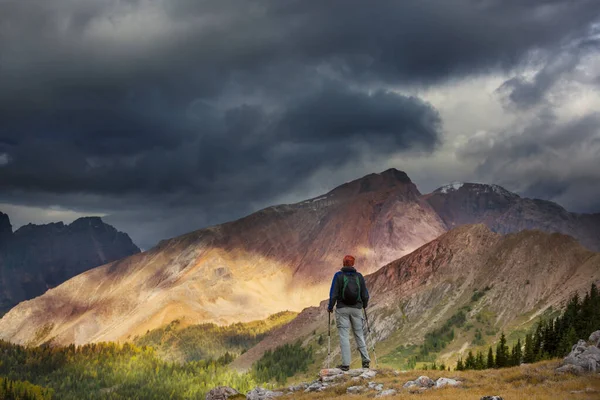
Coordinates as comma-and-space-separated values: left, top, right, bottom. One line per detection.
0, 340, 257, 399
252, 340, 314, 385
0, 377, 53, 400
135, 311, 297, 362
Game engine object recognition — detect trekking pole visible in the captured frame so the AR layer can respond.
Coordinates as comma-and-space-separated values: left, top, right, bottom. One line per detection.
327, 311, 331, 369
363, 308, 378, 367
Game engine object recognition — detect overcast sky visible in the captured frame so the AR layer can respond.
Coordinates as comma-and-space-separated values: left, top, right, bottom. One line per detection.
1, 0, 599, 249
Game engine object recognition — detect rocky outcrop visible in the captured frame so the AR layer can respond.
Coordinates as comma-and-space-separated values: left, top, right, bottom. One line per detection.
0, 214, 140, 314
209, 369, 462, 399
558, 332, 600, 373
425, 182, 600, 251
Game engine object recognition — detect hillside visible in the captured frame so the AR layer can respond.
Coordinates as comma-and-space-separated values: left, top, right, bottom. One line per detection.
232, 224, 600, 371
0, 169, 447, 345
0, 214, 140, 313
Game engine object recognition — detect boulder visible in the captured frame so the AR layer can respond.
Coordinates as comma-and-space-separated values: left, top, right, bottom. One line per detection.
205, 386, 241, 400
561, 339, 600, 372
376, 389, 397, 397
415, 375, 435, 388
346, 369, 367, 377
359, 370, 378, 379
304, 382, 326, 393
367, 381, 384, 391
286, 383, 307, 392
346, 386, 365, 394
556, 364, 585, 374
246, 387, 283, 400
480, 397, 503, 400
435, 377, 461, 388
589, 330, 600, 347
319, 368, 343, 378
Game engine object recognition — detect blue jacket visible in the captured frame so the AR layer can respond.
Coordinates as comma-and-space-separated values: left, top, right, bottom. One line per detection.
328, 266, 369, 310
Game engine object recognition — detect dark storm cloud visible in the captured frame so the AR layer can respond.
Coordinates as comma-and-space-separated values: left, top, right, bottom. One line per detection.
457, 111, 600, 213
1, 0, 599, 247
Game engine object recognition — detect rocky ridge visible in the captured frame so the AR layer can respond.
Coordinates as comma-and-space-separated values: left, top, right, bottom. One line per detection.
425, 182, 600, 251
0, 214, 140, 313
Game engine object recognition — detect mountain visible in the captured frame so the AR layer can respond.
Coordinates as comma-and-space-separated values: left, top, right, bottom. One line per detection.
424, 182, 600, 251
0, 214, 140, 313
0, 169, 447, 345
231, 224, 600, 370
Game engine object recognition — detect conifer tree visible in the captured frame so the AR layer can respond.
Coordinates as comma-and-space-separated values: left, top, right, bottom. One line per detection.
487, 346, 495, 369
465, 351, 476, 370
456, 357, 464, 371
524, 333, 535, 363
495, 332, 509, 368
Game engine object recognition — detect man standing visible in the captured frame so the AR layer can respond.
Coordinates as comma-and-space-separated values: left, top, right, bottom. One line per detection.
328, 255, 371, 371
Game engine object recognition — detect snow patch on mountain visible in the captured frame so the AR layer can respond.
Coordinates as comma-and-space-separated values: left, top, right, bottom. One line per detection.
437, 182, 464, 194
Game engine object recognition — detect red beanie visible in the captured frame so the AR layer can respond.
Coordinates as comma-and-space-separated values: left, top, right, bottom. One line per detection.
343, 255, 355, 267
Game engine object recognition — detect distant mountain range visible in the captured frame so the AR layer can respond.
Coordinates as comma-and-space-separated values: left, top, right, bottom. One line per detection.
0, 213, 140, 314
0, 168, 598, 348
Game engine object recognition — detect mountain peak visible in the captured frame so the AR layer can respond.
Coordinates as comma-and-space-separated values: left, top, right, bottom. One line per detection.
379, 168, 412, 183
327, 168, 414, 198
0, 211, 13, 243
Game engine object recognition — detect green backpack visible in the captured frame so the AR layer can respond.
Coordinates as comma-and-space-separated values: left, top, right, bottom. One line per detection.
340, 274, 361, 305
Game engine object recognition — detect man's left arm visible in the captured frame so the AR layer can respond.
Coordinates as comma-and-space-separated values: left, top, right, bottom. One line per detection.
328, 273, 340, 312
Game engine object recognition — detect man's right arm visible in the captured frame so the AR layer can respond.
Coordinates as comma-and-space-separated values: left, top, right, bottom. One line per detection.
328, 272, 340, 311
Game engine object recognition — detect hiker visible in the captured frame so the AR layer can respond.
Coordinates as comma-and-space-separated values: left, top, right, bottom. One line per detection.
327, 255, 371, 371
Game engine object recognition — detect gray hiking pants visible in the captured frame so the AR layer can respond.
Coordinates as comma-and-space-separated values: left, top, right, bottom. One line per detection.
335, 307, 370, 367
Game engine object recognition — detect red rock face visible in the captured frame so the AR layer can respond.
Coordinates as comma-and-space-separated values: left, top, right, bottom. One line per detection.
424, 183, 600, 251
170, 168, 447, 283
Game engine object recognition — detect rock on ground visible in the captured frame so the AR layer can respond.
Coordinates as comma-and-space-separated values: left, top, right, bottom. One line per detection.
404, 375, 435, 388
480, 397, 504, 400
590, 330, 600, 347
376, 389, 397, 397
205, 386, 241, 400
435, 377, 461, 388
367, 381, 384, 391
556, 364, 585, 374
246, 388, 283, 400
346, 385, 365, 394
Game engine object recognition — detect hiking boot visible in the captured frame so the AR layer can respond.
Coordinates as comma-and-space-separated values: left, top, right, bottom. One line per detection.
362, 361, 370, 369
336, 364, 350, 372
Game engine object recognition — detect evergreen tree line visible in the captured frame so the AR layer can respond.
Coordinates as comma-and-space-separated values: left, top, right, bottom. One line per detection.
0, 377, 52, 400
251, 341, 313, 385
457, 283, 600, 371
0, 340, 256, 399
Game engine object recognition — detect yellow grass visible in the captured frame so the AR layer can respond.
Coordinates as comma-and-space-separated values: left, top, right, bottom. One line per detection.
294, 360, 600, 399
